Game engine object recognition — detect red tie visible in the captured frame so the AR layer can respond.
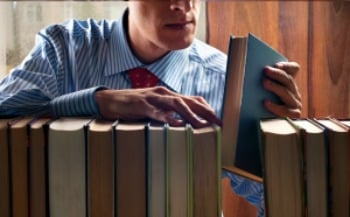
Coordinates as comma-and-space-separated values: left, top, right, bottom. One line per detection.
128, 68, 160, 88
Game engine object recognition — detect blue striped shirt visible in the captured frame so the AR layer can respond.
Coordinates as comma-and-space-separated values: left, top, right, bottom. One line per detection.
0, 16, 226, 118
0, 13, 264, 216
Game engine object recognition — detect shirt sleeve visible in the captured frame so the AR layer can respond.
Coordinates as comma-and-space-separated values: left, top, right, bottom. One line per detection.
0, 25, 104, 117
50, 86, 106, 117
222, 170, 265, 217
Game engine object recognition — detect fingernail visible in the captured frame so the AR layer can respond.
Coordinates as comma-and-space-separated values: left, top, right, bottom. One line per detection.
264, 66, 274, 74
275, 62, 284, 68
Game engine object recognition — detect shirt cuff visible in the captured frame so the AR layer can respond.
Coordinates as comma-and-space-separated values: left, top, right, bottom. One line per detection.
50, 86, 107, 117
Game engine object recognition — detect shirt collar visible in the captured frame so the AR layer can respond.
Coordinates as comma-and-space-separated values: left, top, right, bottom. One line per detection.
103, 10, 190, 93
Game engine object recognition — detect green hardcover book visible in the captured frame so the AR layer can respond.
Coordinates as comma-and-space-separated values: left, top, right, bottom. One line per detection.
48, 117, 91, 217
259, 118, 304, 217
146, 122, 166, 217
221, 33, 287, 177
190, 125, 221, 217
289, 119, 328, 217
316, 118, 350, 217
166, 124, 192, 217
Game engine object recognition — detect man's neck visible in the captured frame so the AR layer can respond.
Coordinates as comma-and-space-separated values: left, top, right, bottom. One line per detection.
123, 9, 169, 64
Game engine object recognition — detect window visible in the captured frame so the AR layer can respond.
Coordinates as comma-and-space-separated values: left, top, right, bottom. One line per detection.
0, 1, 206, 79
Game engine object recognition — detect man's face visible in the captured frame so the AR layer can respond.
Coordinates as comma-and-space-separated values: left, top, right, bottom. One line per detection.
127, 0, 200, 52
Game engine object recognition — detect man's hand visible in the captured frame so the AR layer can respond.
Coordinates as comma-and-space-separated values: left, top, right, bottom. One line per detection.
95, 86, 222, 128
263, 61, 302, 118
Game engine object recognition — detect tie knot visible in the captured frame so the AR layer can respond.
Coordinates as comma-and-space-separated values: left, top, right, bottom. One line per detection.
128, 68, 159, 88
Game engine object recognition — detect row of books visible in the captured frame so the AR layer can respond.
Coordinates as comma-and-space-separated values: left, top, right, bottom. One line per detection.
221, 33, 349, 217
259, 117, 350, 217
0, 116, 221, 217
1, 28, 347, 217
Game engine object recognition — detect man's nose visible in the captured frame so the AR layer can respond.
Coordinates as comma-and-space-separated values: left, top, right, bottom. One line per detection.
170, 0, 194, 12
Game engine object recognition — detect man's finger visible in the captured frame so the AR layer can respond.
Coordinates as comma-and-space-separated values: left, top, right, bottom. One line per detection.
264, 66, 301, 100
184, 97, 222, 126
263, 78, 302, 109
274, 61, 300, 77
264, 100, 301, 118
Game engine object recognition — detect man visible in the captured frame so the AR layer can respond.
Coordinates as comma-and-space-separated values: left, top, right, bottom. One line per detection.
0, 0, 301, 215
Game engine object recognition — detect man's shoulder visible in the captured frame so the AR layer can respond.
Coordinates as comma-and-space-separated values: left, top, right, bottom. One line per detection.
40, 18, 118, 41
189, 39, 227, 72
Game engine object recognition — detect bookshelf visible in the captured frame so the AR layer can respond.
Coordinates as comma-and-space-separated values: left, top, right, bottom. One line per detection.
207, 1, 350, 119
207, 1, 350, 216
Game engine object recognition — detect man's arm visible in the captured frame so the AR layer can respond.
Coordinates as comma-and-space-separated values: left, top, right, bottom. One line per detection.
0, 67, 56, 116
0, 35, 222, 127
0, 28, 103, 118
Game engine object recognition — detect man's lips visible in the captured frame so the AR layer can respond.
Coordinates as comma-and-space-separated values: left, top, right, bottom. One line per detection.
165, 21, 194, 29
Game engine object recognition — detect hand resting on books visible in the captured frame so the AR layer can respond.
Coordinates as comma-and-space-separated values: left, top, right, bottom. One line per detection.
263, 61, 302, 118
95, 86, 222, 128
95, 61, 301, 128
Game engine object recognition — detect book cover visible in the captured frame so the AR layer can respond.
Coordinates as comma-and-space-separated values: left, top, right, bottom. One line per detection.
87, 119, 116, 217
259, 118, 304, 217
166, 124, 192, 217
221, 33, 287, 177
190, 125, 221, 217
146, 122, 166, 217
0, 119, 10, 217
316, 118, 350, 217
288, 119, 329, 217
115, 122, 147, 217
289, 118, 328, 217
29, 117, 51, 217
48, 117, 91, 217
8, 116, 34, 217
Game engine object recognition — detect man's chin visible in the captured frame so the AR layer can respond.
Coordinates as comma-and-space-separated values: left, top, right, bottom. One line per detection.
167, 38, 194, 50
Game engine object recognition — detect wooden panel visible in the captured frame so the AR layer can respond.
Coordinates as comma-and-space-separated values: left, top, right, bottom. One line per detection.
207, 2, 310, 217
206, 1, 309, 117
221, 178, 257, 217
207, 1, 350, 217
309, 1, 350, 118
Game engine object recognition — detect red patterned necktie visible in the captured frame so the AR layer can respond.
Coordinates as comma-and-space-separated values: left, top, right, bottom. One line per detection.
128, 68, 159, 88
